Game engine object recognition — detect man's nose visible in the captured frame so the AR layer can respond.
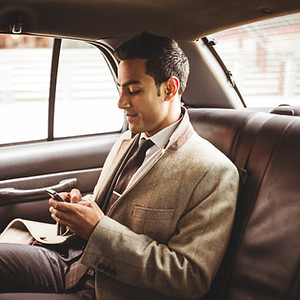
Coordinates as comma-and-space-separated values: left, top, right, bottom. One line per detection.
118, 92, 130, 109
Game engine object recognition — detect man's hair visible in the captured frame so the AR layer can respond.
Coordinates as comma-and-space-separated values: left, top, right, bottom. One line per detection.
114, 32, 190, 95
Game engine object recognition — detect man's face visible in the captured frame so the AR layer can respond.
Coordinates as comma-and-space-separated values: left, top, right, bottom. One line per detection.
117, 58, 171, 136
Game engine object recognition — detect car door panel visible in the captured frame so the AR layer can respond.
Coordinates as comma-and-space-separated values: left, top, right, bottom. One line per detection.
0, 133, 120, 231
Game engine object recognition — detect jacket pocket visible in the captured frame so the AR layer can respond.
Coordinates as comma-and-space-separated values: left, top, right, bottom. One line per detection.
131, 206, 174, 243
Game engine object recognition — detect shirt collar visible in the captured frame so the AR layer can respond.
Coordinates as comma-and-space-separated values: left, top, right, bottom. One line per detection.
140, 117, 182, 149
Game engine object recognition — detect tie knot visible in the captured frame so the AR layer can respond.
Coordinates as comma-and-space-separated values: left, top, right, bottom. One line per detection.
139, 138, 154, 153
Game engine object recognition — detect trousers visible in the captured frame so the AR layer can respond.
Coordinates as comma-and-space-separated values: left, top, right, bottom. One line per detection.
0, 243, 95, 300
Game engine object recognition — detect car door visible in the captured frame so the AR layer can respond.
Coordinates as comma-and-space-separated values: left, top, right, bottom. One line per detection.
0, 35, 124, 231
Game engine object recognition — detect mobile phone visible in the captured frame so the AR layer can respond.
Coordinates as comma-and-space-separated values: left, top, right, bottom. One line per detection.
46, 188, 65, 202
46, 188, 69, 236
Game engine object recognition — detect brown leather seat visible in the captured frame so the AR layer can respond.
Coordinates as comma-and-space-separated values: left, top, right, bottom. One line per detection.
189, 108, 300, 300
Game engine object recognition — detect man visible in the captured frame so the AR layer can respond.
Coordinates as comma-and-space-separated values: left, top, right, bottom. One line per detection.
0, 32, 239, 299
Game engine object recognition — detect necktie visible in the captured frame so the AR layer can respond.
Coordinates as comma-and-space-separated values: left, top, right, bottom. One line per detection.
108, 138, 154, 209
65, 260, 90, 290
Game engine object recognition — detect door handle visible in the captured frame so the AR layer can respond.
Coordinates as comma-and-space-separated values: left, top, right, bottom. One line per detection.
0, 178, 77, 205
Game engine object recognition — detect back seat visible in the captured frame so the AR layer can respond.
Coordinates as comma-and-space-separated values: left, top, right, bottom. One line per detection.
188, 108, 300, 300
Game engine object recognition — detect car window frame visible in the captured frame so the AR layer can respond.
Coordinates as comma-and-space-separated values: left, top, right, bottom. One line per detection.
48, 37, 125, 142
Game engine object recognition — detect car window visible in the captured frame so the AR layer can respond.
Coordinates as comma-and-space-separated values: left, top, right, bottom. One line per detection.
0, 35, 52, 144
0, 35, 122, 145
55, 39, 122, 138
207, 13, 300, 108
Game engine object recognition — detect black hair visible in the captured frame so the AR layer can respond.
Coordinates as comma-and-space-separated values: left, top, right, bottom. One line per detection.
114, 32, 189, 95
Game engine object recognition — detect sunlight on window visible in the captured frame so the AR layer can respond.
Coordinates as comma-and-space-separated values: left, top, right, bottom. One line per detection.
0, 36, 122, 145
0, 35, 52, 144
55, 39, 123, 138
207, 13, 300, 108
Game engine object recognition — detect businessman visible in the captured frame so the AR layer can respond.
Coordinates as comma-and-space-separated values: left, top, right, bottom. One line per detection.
0, 32, 239, 300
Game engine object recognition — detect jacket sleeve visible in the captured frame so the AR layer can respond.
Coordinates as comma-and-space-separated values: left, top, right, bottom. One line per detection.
81, 161, 239, 299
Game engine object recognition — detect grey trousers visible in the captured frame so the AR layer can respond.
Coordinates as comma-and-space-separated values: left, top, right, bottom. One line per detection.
0, 243, 95, 300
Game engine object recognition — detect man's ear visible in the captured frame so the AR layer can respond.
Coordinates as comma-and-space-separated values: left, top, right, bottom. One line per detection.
165, 76, 180, 101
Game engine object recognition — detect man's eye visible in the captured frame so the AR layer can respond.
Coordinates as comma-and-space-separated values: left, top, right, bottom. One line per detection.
129, 90, 141, 95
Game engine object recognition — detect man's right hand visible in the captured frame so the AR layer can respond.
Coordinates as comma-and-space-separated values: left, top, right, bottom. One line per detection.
49, 188, 104, 240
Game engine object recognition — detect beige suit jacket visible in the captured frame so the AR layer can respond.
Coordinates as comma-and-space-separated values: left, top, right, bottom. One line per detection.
81, 108, 239, 300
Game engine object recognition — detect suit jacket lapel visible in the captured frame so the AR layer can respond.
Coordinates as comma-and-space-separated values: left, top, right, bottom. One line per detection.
106, 149, 165, 214
124, 149, 164, 193
95, 136, 138, 205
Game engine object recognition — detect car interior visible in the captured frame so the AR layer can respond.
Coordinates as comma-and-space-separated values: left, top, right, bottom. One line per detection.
0, 0, 299, 299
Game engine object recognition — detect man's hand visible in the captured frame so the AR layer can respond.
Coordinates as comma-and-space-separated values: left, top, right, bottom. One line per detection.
49, 189, 104, 240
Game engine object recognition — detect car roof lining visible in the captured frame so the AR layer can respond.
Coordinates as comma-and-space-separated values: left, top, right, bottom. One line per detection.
0, 0, 300, 41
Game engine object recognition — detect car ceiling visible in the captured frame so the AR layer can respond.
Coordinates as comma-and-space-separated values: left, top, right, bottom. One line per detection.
0, 0, 300, 41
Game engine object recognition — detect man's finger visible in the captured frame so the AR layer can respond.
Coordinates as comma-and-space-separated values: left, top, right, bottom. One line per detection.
49, 199, 74, 212
69, 188, 82, 203
49, 205, 74, 225
77, 200, 93, 207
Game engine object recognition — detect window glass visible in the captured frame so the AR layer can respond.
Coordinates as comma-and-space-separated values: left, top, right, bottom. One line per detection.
0, 36, 122, 145
0, 35, 53, 144
207, 13, 300, 108
54, 39, 122, 138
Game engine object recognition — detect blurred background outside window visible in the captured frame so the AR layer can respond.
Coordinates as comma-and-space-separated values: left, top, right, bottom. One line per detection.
0, 35, 122, 144
207, 13, 300, 108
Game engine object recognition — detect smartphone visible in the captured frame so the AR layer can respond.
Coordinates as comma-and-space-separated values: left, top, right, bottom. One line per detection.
46, 188, 69, 236
46, 188, 65, 202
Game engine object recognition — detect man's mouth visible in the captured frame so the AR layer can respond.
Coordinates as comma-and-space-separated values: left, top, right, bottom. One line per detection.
125, 111, 138, 119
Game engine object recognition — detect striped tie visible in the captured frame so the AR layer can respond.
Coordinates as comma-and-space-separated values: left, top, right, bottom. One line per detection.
65, 260, 90, 290
108, 138, 154, 209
